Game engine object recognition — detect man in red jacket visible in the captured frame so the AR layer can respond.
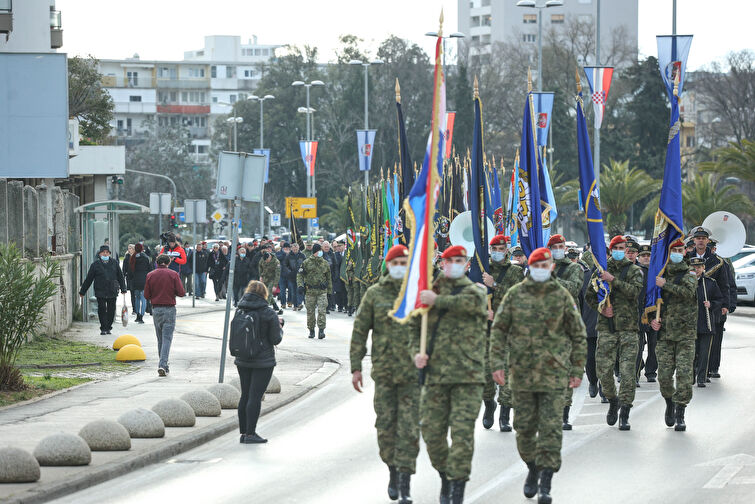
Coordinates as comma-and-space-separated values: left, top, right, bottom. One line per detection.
144, 254, 186, 376
159, 233, 187, 274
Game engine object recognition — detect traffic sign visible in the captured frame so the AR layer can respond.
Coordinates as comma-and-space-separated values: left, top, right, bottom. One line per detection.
311, 217, 319, 229
174, 206, 185, 222
270, 213, 281, 227
285, 197, 317, 218
211, 209, 225, 223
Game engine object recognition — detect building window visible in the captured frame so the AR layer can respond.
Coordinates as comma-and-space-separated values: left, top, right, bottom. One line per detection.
158, 116, 168, 127
482, 15, 492, 26
126, 71, 138, 86
117, 119, 123, 130
226, 66, 235, 78
481, 34, 491, 44
254, 48, 262, 56
129, 95, 141, 102
126, 118, 132, 135
471, 35, 480, 43
212, 96, 218, 103
211, 66, 217, 78
158, 67, 176, 79
181, 91, 188, 102
471, 15, 480, 26
244, 70, 250, 77
198, 145, 208, 154
170, 116, 178, 126
481, 0, 491, 5
686, 136, 696, 147
170, 91, 177, 102
200, 117, 207, 127
239, 93, 248, 101
158, 92, 167, 103
188, 67, 205, 78
523, 34, 537, 43
230, 94, 237, 104
551, 14, 564, 24
523, 14, 537, 24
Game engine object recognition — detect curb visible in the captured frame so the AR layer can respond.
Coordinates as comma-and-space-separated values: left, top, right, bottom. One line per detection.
4, 359, 341, 504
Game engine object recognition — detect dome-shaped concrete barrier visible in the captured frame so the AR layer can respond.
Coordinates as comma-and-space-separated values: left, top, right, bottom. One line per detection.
116, 344, 146, 362
117, 408, 165, 438
112, 334, 141, 350
227, 377, 241, 392
151, 399, 196, 427
266, 374, 281, 394
33, 433, 91, 466
79, 419, 132, 451
207, 383, 241, 409
0, 447, 41, 483
180, 390, 221, 417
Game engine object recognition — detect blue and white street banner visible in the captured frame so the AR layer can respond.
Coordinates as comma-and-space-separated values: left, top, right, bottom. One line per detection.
532, 92, 555, 147
356, 129, 377, 172
253, 148, 270, 183
657, 35, 693, 101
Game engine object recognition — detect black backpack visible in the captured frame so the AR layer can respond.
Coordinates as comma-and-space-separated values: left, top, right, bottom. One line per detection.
229, 308, 263, 359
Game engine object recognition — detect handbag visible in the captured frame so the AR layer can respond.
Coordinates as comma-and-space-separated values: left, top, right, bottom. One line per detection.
121, 293, 129, 327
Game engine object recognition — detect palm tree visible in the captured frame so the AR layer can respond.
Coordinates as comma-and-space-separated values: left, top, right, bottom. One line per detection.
595, 159, 661, 235
681, 174, 755, 227
699, 139, 755, 184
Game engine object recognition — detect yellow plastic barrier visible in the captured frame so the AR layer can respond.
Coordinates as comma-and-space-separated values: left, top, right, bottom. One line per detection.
116, 344, 146, 362
112, 334, 141, 350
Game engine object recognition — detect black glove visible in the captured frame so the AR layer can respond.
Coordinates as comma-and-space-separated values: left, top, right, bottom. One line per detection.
297, 285, 305, 297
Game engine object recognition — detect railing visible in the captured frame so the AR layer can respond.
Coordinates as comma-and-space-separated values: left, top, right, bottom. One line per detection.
156, 78, 210, 89
101, 76, 156, 88
50, 10, 61, 29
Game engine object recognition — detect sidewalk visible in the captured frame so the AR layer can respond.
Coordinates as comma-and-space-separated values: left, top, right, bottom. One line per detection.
0, 295, 340, 504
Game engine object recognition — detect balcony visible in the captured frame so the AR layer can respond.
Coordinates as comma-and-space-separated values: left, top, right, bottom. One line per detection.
187, 126, 208, 139
156, 104, 210, 115
0, 0, 11, 36
50, 9, 62, 48
156, 78, 210, 90
114, 102, 157, 114
101, 75, 156, 88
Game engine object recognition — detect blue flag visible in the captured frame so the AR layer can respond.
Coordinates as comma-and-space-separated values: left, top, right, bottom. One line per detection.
644, 35, 691, 321
516, 91, 544, 257
576, 84, 610, 308
540, 155, 558, 244
253, 148, 270, 183
469, 91, 490, 283
357, 129, 377, 172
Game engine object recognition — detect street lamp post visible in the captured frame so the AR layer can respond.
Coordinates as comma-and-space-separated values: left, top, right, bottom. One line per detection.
424, 31, 465, 69
292, 80, 324, 237
516, 0, 563, 92
249, 94, 275, 237
348, 59, 383, 199
226, 116, 243, 151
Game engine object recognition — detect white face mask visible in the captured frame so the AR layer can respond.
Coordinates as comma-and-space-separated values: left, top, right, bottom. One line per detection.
444, 262, 467, 279
529, 266, 552, 283
490, 251, 506, 263
388, 265, 406, 279
551, 249, 566, 260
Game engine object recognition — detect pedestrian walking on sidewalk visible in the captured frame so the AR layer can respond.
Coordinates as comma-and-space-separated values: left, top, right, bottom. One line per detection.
129, 243, 152, 324
144, 254, 185, 376
79, 245, 127, 335
234, 280, 283, 444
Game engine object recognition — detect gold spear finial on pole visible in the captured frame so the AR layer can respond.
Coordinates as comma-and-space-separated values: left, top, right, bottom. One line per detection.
473, 75, 479, 99
439, 9, 444, 38
395, 78, 401, 104
527, 67, 533, 93
576, 67, 582, 93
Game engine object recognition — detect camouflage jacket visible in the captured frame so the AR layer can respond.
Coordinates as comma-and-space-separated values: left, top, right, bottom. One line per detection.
553, 257, 583, 302
585, 257, 643, 334
259, 255, 280, 286
297, 255, 332, 292
489, 257, 524, 311
350, 275, 419, 384
414, 275, 487, 385
657, 260, 698, 341
491, 277, 587, 391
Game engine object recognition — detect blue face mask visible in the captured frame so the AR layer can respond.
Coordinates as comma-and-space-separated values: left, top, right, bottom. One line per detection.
317, 251, 323, 257
239, 253, 246, 258
611, 250, 625, 261
670, 252, 684, 264
101, 255, 110, 261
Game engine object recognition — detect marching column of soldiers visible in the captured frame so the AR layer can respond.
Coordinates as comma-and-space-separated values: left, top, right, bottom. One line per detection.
349, 223, 736, 503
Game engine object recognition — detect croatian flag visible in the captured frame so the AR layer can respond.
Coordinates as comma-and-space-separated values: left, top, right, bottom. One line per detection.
299, 141, 318, 176
391, 34, 446, 323
583, 66, 614, 129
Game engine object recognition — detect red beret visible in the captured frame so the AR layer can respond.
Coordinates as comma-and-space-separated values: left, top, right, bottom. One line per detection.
385, 244, 409, 263
670, 238, 685, 248
528, 247, 553, 265
609, 235, 627, 249
490, 234, 509, 246
547, 234, 566, 248
441, 245, 468, 259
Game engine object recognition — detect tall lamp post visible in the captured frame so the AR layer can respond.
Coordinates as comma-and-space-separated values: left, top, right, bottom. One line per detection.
226, 116, 243, 151
348, 59, 383, 198
292, 80, 325, 237
515, 0, 563, 92
423, 31, 465, 68
249, 94, 275, 237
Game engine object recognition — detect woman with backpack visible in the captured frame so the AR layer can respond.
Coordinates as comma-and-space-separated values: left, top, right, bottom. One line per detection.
234, 280, 283, 444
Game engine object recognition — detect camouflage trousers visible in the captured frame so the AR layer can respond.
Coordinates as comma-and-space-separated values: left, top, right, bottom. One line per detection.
513, 389, 565, 471
264, 282, 276, 305
656, 338, 695, 406
421, 383, 483, 481
346, 280, 357, 307
483, 340, 512, 406
596, 331, 638, 406
374, 381, 421, 474
304, 290, 327, 330
563, 386, 573, 408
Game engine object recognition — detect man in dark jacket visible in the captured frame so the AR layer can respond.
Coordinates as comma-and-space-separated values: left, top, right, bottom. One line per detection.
80, 245, 127, 335
208, 243, 228, 301
572, 249, 600, 399
277, 242, 291, 308
159, 234, 187, 274
332, 241, 348, 312
144, 254, 185, 376
233, 246, 253, 306
691, 257, 724, 387
285, 243, 306, 309
180, 242, 194, 296
194, 242, 210, 298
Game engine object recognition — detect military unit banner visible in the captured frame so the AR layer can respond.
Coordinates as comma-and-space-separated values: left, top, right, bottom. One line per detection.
356, 129, 377, 172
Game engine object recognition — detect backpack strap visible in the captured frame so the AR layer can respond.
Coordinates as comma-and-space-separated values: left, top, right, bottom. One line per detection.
496, 264, 511, 285
556, 262, 569, 279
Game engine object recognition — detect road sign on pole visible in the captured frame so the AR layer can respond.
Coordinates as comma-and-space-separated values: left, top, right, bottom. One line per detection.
284, 197, 317, 218
311, 217, 319, 229
184, 199, 207, 224
270, 213, 281, 227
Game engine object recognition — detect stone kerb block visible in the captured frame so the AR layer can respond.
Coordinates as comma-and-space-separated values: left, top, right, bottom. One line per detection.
0, 447, 41, 483
7, 181, 24, 251
117, 408, 166, 438
207, 383, 242, 409
180, 390, 222, 417
228, 377, 241, 392
266, 374, 281, 394
151, 399, 196, 427
33, 433, 91, 466
23, 185, 38, 258
78, 419, 132, 451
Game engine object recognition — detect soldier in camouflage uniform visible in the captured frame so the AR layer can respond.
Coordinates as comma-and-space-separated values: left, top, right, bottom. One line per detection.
491, 247, 587, 504
297, 243, 332, 339
481, 234, 523, 432
414, 245, 487, 503
651, 239, 698, 431
350, 245, 419, 504
585, 235, 643, 431
259, 249, 282, 313
547, 234, 584, 431
345, 256, 357, 316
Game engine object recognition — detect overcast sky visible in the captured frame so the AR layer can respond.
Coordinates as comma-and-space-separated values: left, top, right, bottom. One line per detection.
57, 0, 753, 70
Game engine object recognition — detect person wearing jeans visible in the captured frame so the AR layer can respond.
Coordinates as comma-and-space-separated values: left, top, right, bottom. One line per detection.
144, 254, 186, 376
129, 243, 152, 324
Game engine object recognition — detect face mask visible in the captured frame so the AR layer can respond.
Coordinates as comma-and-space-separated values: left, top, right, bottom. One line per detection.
611, 250, 625, 261
388, 265, 406, 279
101, 255, 110, 262
551, 249, 566, 260
444, 262, 466, 279
317, 251, 323, 257
239, 253, 246, 258
670, 252, 683, 264
490, 251, 506, 263
529, 266, 551, 282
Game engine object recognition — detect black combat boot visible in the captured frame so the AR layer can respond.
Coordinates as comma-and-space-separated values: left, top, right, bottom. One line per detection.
588, 382, 598, 398
439, 472, 450, 504
674, 404, 686, 431
562, 406, 572, 430
618, 404, 631, 431
318, 328, 326, 339
537, 469, 554, 504
387, 465, 398, 501
449, 480, 466, 504
308, 329, 315, 339
664, 397, 674, 427
499, 406, 512, 432
398, 472, 412, 504
523, 462, 538, 498
482, 400, 496, 429
606, 397, 619, 426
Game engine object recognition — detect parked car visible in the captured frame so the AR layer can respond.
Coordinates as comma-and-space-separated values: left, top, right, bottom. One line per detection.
733, 253, 755, 304
731, 244, 755, 263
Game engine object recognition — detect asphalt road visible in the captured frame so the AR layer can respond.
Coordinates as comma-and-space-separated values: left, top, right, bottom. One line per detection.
50, 309, 755, 504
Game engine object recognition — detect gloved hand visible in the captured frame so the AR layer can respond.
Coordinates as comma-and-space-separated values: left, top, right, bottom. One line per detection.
297, 285, 305, 297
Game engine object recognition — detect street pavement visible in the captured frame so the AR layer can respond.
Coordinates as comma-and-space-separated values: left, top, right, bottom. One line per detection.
44, 305, 755, 504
